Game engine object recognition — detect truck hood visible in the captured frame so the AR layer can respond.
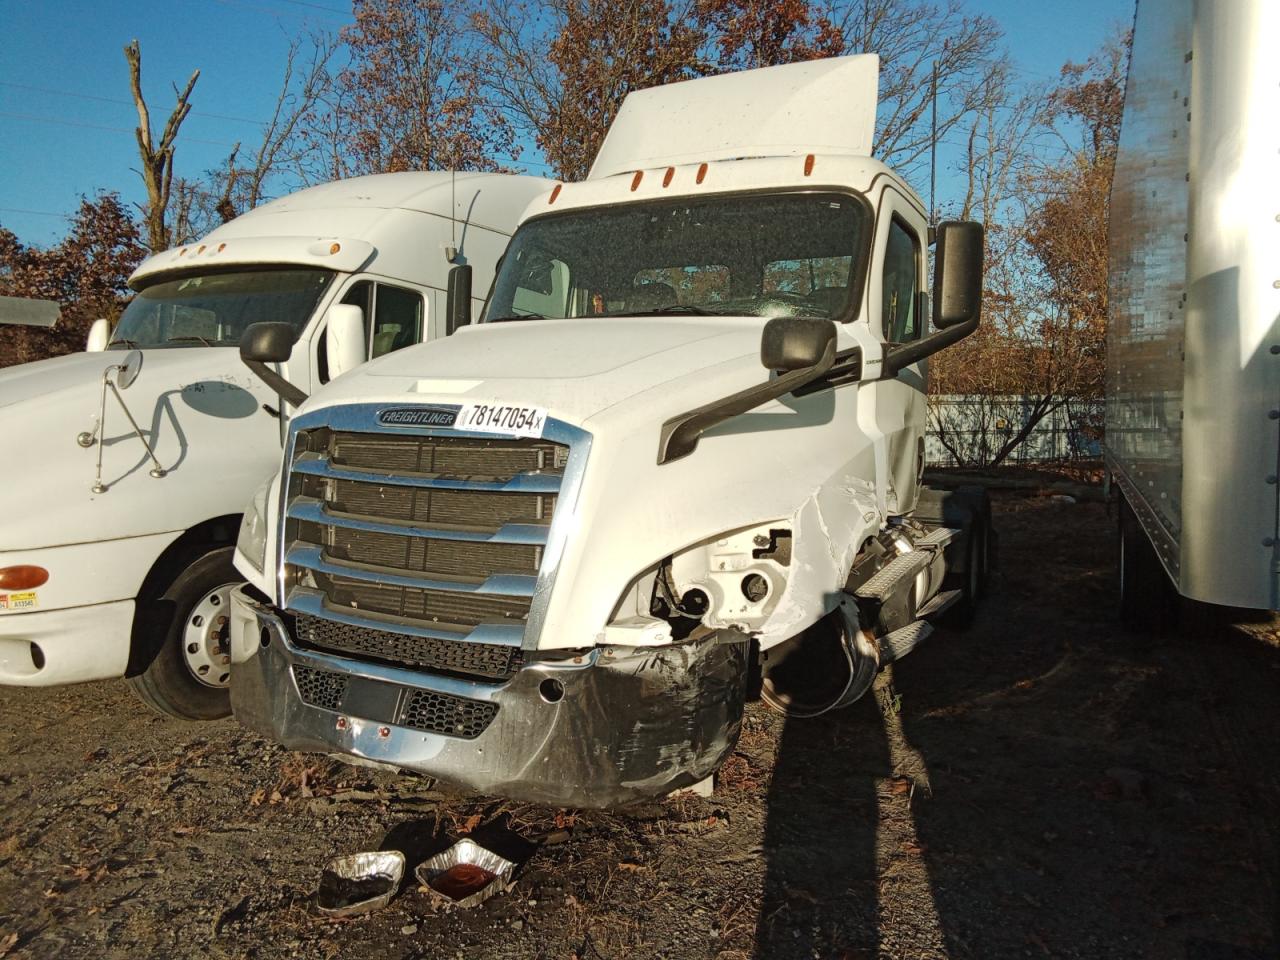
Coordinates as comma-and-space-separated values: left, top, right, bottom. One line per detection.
0, 348, 280, 551
306, 316, 767, 425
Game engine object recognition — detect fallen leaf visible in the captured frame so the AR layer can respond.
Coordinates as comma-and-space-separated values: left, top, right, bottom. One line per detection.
889, 777, 912, 796
462, 814, 482, 833
248, 789, 266, 807
0, 932, 17, 958
617, 862, 646, 873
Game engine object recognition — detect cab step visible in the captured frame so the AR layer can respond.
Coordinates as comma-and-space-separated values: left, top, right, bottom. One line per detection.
878, 620, 933, 664
916, 588, 963, 619
853, 550, 931, 602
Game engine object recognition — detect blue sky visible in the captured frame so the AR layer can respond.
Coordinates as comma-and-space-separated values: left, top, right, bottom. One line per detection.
0, 0, 1133, 246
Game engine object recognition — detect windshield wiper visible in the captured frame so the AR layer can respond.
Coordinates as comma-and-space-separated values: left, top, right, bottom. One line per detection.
486, 312, 546, 323
166, 335, 217, 346
107, 337, 139, 349
610, 305, 730, 317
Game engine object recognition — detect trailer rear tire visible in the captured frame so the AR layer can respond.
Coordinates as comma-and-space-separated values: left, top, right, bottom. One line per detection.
1118, 494, 1174, 635
127, 547, 237, 721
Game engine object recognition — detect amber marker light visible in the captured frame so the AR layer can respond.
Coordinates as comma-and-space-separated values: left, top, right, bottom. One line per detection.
329, 242, 342, 254
803, 154, 815, 176
630, 170, 643, 191
696, 162, 708, 184
548, 183, 562, 204
662, 167, 674, 187
0, 565, 49, 590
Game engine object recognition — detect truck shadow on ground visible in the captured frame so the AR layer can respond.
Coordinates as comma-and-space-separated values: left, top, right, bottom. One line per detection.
755, 498, 1279, 959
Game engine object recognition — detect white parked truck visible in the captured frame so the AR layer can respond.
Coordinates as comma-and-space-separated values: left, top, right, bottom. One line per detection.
228, 57, 991, 807
1107, 0, 1280, 623
0, 172, 549, 719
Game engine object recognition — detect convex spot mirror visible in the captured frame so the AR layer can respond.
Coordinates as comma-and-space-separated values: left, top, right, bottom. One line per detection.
325, 304, 366, 379
116, 349, 143, 389
761, 317, 837, 372
932, 220, 984, 330
240, 322, 295, 364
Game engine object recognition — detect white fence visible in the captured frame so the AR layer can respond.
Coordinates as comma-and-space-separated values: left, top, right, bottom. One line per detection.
925, 395, 1104, 467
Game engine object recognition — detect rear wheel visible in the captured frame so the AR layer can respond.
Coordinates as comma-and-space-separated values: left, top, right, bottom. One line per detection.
127, 547, 238, 720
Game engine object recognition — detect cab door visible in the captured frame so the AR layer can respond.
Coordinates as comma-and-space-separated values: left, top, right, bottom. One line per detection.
870, 191, 929, 515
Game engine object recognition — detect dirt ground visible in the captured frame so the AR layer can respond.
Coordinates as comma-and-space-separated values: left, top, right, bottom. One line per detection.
1, 494, 1277, 959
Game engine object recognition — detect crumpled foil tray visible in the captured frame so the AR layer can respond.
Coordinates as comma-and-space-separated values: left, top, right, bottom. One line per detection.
316, 850, 406, 917
414, 838, 518, 909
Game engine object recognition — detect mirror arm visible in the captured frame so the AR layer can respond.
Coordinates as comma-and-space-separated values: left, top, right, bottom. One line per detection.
244, 359, 308, 408
881, 316, 977, 378
657, 339, 839, 465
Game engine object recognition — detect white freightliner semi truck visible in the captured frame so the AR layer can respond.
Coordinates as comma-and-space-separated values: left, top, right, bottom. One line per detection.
0, 172, 549, 719
228, 56, 992, 808
1108, 0, 1280, 623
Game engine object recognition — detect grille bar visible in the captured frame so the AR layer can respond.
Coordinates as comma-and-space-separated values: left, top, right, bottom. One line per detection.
295, 613, 521, 681
287, 544, 538, 598
289, 588, 527, 647
292, 455, 563, 493
288, 498, 551, 546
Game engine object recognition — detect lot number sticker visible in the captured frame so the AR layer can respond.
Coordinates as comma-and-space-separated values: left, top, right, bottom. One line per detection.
457, 403, 547, 439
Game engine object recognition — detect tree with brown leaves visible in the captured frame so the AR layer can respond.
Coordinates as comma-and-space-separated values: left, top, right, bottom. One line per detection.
0, 195, 146, 367
317, 0, 515, 178
475, 0, 705, 182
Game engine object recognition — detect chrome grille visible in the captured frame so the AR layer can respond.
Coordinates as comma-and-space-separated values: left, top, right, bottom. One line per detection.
281, 417, 574, 666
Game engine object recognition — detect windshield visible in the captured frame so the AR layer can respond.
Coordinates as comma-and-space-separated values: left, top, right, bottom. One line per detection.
111, 268, 334, 348
484, 192, 868, 323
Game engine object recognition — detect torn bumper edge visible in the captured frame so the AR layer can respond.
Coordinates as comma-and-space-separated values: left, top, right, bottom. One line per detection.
228, 588, 749, 809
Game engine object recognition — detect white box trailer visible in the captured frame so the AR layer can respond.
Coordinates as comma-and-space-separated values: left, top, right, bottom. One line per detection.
0, 172, 549, 718
227, 56, 993, 808
1107, 0, 1280, 620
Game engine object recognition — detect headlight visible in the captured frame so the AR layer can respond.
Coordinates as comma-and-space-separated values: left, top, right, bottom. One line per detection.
237, 478, 273, 575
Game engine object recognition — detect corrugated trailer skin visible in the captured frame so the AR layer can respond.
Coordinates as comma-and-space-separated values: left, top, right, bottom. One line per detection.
1106, 0, 1280, 611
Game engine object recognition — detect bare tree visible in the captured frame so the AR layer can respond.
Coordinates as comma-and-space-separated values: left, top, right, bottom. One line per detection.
124, 40, 199, 253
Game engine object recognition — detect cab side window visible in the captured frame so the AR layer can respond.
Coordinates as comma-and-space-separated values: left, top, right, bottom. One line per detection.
341, 280, 424, 359
882, 219, 920, 343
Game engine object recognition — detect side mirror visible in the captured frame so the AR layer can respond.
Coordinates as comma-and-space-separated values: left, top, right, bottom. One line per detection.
239, 322, 308, 408
881, 220, 984, 378
325, 304, 366, 380
446, 264, 473, 336
85, 318, 111, 353
761, 317, 837, 372
116, 349, 143, 389
240, 322, 295, 364
932, 220, 984, 329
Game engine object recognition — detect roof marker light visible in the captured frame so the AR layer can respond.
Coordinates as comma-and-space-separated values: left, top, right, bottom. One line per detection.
217, 243, 226, 252
804, 154, 815, 176
197, 245, 206, 254
662, 167, 674, 188
630, 171, 643, 191
549, 183, 562, 204
329, 242, 341, 255
178, 248, 188, 256
696, 163, 708, 184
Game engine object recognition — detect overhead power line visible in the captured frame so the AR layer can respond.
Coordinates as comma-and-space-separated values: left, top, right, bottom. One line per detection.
0, 111, 240, 148
0, 80, 266, 126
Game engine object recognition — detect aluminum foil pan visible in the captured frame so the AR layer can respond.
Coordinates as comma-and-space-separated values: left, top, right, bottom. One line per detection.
414, 838, 518, 909
317, 850, 406, 917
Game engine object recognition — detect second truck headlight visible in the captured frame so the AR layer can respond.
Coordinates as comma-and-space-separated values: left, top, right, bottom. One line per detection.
236, 478, 273, 575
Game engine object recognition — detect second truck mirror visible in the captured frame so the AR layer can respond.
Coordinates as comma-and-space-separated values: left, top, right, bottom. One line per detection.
446, 264, 473, 336
761, 317, 837, 372
85, 318, 111, 353
325, 304, 366, 379
932, 221, 984, 330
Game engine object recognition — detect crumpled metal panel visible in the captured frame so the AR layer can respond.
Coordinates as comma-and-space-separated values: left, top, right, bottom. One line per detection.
231, 597, 749, 808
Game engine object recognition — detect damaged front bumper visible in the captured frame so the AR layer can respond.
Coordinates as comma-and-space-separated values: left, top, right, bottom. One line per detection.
229, 590, 749, 808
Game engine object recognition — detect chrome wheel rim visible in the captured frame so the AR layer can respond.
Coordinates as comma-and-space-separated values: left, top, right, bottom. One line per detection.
182, 583, 236, 688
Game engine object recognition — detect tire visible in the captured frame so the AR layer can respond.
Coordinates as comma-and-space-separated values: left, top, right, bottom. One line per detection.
944, 489, 991, 629
1118, 494, 1174, 635
127, 546, 239, 720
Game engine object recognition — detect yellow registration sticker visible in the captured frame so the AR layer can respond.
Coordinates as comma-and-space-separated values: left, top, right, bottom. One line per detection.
0, 591, 38, 611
